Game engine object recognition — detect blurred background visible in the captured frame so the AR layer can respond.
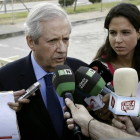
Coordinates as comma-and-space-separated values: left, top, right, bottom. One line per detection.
0, 0, 140, 65
0, 0, 139, 24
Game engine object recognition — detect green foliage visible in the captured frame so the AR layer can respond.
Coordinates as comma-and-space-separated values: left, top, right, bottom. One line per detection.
65, 3, 101, 14
59, 0, 75, 7
89, 0, 101, 3
0, 0, 140, 25
14, 0, 51, 2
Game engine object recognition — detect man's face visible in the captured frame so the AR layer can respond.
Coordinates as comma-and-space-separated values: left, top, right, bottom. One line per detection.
28, 18, 70, 72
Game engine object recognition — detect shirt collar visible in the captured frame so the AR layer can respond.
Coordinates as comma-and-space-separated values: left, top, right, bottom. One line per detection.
31, 53, 53, 80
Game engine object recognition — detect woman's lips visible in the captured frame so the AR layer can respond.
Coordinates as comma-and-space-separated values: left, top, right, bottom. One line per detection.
115, 46, 125, 51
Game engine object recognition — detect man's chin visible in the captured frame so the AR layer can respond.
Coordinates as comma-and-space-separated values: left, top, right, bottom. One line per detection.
56, 61, 65, 66
53, 57, 66, 68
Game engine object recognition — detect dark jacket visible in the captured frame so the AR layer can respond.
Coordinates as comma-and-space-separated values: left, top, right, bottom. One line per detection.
0, 53, 89, 140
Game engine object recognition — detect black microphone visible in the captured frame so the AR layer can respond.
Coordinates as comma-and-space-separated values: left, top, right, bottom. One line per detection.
75, 66, 113, 96
52, 65, 82, 139
89, 60, 114, 91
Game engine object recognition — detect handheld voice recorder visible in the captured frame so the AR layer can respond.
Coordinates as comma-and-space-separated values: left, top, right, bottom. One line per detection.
18, 82, 41, 101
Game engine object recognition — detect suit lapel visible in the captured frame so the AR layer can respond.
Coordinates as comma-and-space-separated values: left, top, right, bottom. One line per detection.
18, 53, 57, 134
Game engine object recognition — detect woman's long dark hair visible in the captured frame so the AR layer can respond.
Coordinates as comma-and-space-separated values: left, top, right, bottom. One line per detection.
94, 3, 140, 79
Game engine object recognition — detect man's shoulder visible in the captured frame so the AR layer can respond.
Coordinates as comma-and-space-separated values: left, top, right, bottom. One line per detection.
65, 57, 88, 73
66, 57, 88, 64
0, 55, 29, 75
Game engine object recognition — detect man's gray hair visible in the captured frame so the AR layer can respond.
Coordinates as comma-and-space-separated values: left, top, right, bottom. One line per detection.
24, 2, 72, 44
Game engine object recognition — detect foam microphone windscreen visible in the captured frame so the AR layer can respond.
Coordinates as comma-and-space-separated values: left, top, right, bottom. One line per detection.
75, 66, 106, 96
52, 65, 75, 97
113, 68, 138, 97
89, 60, 113, 83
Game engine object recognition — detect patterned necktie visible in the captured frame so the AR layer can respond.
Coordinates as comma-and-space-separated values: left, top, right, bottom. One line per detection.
44, 74, 64, 138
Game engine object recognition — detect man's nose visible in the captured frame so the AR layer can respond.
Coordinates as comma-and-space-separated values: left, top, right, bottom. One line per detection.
57, 40, 67, 53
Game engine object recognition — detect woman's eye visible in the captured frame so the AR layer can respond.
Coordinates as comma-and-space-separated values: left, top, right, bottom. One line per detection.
122, 31, 130, 35
109, 31, 116, 36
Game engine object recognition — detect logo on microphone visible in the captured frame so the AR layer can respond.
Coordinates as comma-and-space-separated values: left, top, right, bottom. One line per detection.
58, 69, 72, 76
121, 100, 135, 113
86, 69, 96, 77
90, 99, 96, 108
78, 78, 88, 89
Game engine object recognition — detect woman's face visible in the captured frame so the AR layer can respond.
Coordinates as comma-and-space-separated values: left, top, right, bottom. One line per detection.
109, 16, 140, 58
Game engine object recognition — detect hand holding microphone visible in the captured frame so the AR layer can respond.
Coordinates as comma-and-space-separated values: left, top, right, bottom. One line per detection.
75, 66, 113, 121
64, 98, 94, 138
8, 89, 29, 112
63, 66, 140, 139
109, 68, 140, 136
7, 82, 40, 112
52, 65, 82, 139
109, 68, 140, 116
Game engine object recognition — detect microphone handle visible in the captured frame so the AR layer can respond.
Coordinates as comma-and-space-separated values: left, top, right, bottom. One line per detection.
63, 92, 82, 137
106, 82, 114, 92
101, 86, 114, 96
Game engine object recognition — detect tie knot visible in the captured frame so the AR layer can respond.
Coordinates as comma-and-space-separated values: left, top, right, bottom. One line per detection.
44, 74, 53, 86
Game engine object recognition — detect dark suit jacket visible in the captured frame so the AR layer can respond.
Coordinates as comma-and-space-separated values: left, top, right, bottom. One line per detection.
0, 53, 90, 140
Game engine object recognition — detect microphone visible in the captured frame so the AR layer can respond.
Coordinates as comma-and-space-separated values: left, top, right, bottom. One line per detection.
109, 68, 140, 116
75, 66, 112, 97
89, 60, 114, 91
52, 65, 82, 139
113, 68, 138, 97
75, 66, 114, 111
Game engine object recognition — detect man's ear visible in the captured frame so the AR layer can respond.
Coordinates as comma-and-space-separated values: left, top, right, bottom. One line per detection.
26, 36, 36, 51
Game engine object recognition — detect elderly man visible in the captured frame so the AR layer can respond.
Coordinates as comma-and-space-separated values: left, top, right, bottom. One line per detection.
0, 3, 89, 140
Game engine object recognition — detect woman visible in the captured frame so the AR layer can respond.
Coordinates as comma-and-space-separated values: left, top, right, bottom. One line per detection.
93, 3, 140, 83
92, 2, 140, 129
64, 3, 140, 138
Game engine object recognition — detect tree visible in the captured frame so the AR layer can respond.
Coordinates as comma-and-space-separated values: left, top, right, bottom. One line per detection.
74, 0, 77, 11
59, 0, 75, 7
89, 0, 101, 3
